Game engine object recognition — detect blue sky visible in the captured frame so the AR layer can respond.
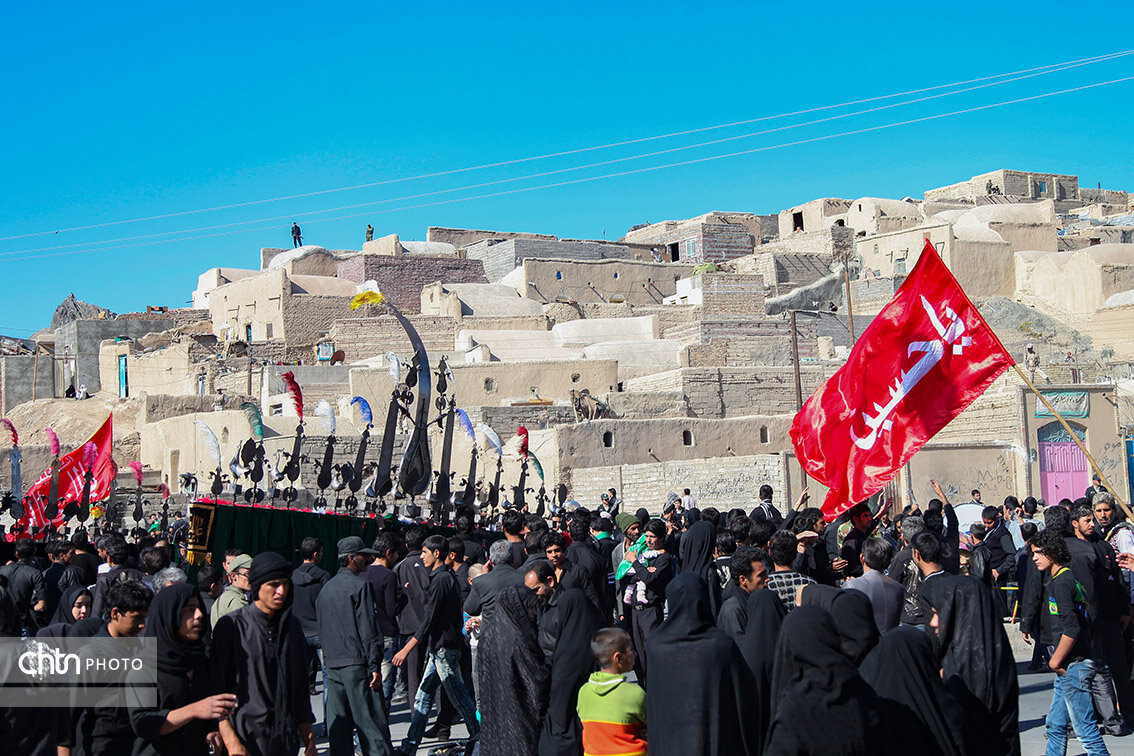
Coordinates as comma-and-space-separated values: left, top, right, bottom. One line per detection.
2, 2, 1132, 335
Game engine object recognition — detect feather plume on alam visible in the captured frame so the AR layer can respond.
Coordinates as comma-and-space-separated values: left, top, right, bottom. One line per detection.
456, 409, 475, 442
350, 396, 373, 426
281, 371, 304, 422
81, 442, 97, 470
128, 461, 144, 486
0, 419, 18, 447
239, 402, 264, 440
314, 399, 336, 435
477, 423, 503, 456
45, 427, 60, 457
193, 420, 222, 466
516, 426, 529, 459
386, 352, 401, 383
527, 450, 545, 481
350, 289, 386, 310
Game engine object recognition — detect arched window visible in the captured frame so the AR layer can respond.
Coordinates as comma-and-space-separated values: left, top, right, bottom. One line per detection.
602, 431, 613, 448
682, 430, 693, 446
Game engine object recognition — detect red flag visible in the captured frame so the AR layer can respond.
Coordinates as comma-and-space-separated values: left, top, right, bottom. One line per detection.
790, 242, 1014, 520
21, 415, 115, 531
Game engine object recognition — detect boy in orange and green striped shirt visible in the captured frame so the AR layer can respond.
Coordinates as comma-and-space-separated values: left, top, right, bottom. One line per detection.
576, 628, 647, 756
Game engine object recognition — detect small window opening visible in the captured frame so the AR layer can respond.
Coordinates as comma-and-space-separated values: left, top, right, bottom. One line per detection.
484, 378, 497, 392
759, 425, 769, 443
556, 271, 563, 280
682, 430, 693, 446
602, 431, 613, 448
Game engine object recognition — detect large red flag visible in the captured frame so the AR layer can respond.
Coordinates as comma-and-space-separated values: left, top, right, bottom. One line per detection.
21, 414, 115, 531
791, 242, 1014, 520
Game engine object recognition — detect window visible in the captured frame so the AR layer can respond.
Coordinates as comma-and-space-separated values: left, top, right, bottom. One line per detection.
682, 430, 693, 446
602, 431, 613, 448
265, 323, 273, 339
759, 425, 769, 443
484, 378, 497, 392
684, 239, 696, 257
571, 373, 581, 383
792, 211, 804, 232
556, 271, 563, 280
269, 403, 283, 416
613, 271, 619, 279
245, 324, 253, 342
1038, 181, 1047, 193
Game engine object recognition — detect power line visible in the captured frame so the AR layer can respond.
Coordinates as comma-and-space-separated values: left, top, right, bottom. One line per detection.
2, 73, 1131, 265
4, 51, 1129, 258
0, 49, 1130, 244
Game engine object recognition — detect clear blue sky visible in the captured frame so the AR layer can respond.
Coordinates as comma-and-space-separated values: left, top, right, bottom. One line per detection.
2, 2, 1131, 335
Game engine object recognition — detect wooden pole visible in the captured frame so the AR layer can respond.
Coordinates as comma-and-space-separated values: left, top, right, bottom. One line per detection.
790, 310, 807, 487
844, 267, 856, 342
1013, 364, 1131, 520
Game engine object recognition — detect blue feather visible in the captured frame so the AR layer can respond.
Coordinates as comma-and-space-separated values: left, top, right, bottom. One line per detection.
456, 409, 475, 442
350, 396, 373, 426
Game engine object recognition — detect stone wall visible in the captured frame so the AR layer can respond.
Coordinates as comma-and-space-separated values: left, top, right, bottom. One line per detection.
700, 273, 766, 319
281, 294, 354, 348
54, 318, 177, 397
516, 258, 692, 306
465, 404, 578, 431
622, 366, 834, 418
567, 453, 787, 514
1093, 303, 1134, 359
426, 227, 557, 249
0, 355, 55, 413
336, 255, 487, 314
664, 320, 817, 366
327, 316, 457, 362
466, 239, 631, 283
699, 223, 757, 264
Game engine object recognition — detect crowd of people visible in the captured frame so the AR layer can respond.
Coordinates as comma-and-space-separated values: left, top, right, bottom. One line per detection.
0, 479, 1132, 756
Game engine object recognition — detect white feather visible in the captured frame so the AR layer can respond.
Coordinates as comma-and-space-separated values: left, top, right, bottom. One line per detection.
193, 420, 221, 467
315, 399, 336, 435
476, 422, 503, 456
386, 351, 401, 382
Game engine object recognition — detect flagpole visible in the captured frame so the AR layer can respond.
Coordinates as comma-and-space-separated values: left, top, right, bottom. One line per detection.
1012, 364, 1131, 520
789, 310, 808, 489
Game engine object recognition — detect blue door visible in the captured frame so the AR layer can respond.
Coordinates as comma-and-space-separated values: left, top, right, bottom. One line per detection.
118, 355, 129, 398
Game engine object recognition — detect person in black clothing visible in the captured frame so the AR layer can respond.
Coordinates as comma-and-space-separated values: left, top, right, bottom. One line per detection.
212, 552, 316, 756
790, 508, 837, 586
967, 522, 994, 588
71, 529, 103, 587
716, 546, 769, 641
453, 513, 485, 565
464, 538, 526, 626
392, 535, 479, 756
543, 531, 600, 609
75, 580, 153, 756
1029, 527, 1112, 754
37, 584, 92, 638
538, 587, 603, 756
838, 503, 875, 580
751, 484, 783, 526
622, 518, 673, 686
394, 527, 430, 704
128, 583, 237, 756
0, 539, 46, 635
367, 530, 405, 709
291, 536, 331, 697
316, 536, 392, 756
501, 509, 528, 568
195, 565, 222, 617
566, 513, 609, 616
981, 505, 1017, 616
291, 222, 302, 247
43, 539, 83, 621
91, 535, 145, 620
433, 537, 474, 738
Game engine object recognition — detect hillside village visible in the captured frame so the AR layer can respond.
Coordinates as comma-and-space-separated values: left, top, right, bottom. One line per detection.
2, 167, 1133, 524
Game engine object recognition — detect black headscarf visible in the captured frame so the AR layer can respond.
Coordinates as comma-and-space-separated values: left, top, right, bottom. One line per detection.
146, 582, 209, 676
765, 606, 890, 756
679, 521, 721, 614
539, 588, 603, 756
479, 585, 551, 756
799, 584, 879, 665
635, 508, 650, 528
860, 627, 969, 756
738, 589, 784, 756
644, 573, 757, 756
682, 508, 701, 528
52, 585, 92, 625
922, 574, 1020, 756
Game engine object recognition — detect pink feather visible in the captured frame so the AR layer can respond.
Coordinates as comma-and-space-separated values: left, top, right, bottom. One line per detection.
0, 419, 16, 447
44, 427, 59, 457
82, 442, 97, 470
128, 461, 144, 486
159, 483, 170, 500
517, 425, 529, 459
281, 371, 304, 422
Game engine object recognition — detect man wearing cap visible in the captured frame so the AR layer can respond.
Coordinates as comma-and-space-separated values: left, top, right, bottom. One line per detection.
1085, 472, 1108, 503
213, 552, 316, 756
316, 536, 393, 755
211, 552, 251, 628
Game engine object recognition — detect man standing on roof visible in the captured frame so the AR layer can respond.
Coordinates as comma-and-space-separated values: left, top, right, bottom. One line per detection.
292, 222, 302, 248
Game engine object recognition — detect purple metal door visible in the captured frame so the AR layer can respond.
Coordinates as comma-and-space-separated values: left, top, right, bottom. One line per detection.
1039, 441, 1087, 503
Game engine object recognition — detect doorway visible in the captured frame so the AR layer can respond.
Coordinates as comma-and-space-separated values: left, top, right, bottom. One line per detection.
1037, 421, 1088, 504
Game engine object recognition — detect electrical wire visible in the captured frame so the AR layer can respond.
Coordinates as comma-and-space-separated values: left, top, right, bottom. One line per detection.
3, 51, 1130, 258
2, 73, 1132, 264
0, 49, 1130, 243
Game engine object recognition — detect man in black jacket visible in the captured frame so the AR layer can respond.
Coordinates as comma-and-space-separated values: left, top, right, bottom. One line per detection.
43, 539, 83, 620
367, 530, 405, 710
317, 536, 393, 755
392, 536, 480, 755
981, 505, 1017, 616
292, 537, 331, 696
464, 539, 525, 626
394, 527, 430, 703
89, 535, 144, 621
566, 514, 608, 615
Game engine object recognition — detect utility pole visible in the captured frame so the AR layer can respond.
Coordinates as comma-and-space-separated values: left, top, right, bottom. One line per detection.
789, 310, 807, 488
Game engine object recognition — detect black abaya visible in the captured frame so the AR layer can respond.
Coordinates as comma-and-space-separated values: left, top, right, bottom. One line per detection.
538, 588, 603, 756
36, 585, 92, 638
644, 573, 757, 756
765, 606, 890, 756
738, 589, 784, 756
799, 584, 879, 664
860, 627, 969, 756
679, 521, 721, 614
921, 574, 1020, 756
478, 585, 551, 756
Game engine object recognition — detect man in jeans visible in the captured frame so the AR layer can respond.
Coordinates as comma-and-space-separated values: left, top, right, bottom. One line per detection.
1030, 528, 1110, 756
392, 535, 480, 755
